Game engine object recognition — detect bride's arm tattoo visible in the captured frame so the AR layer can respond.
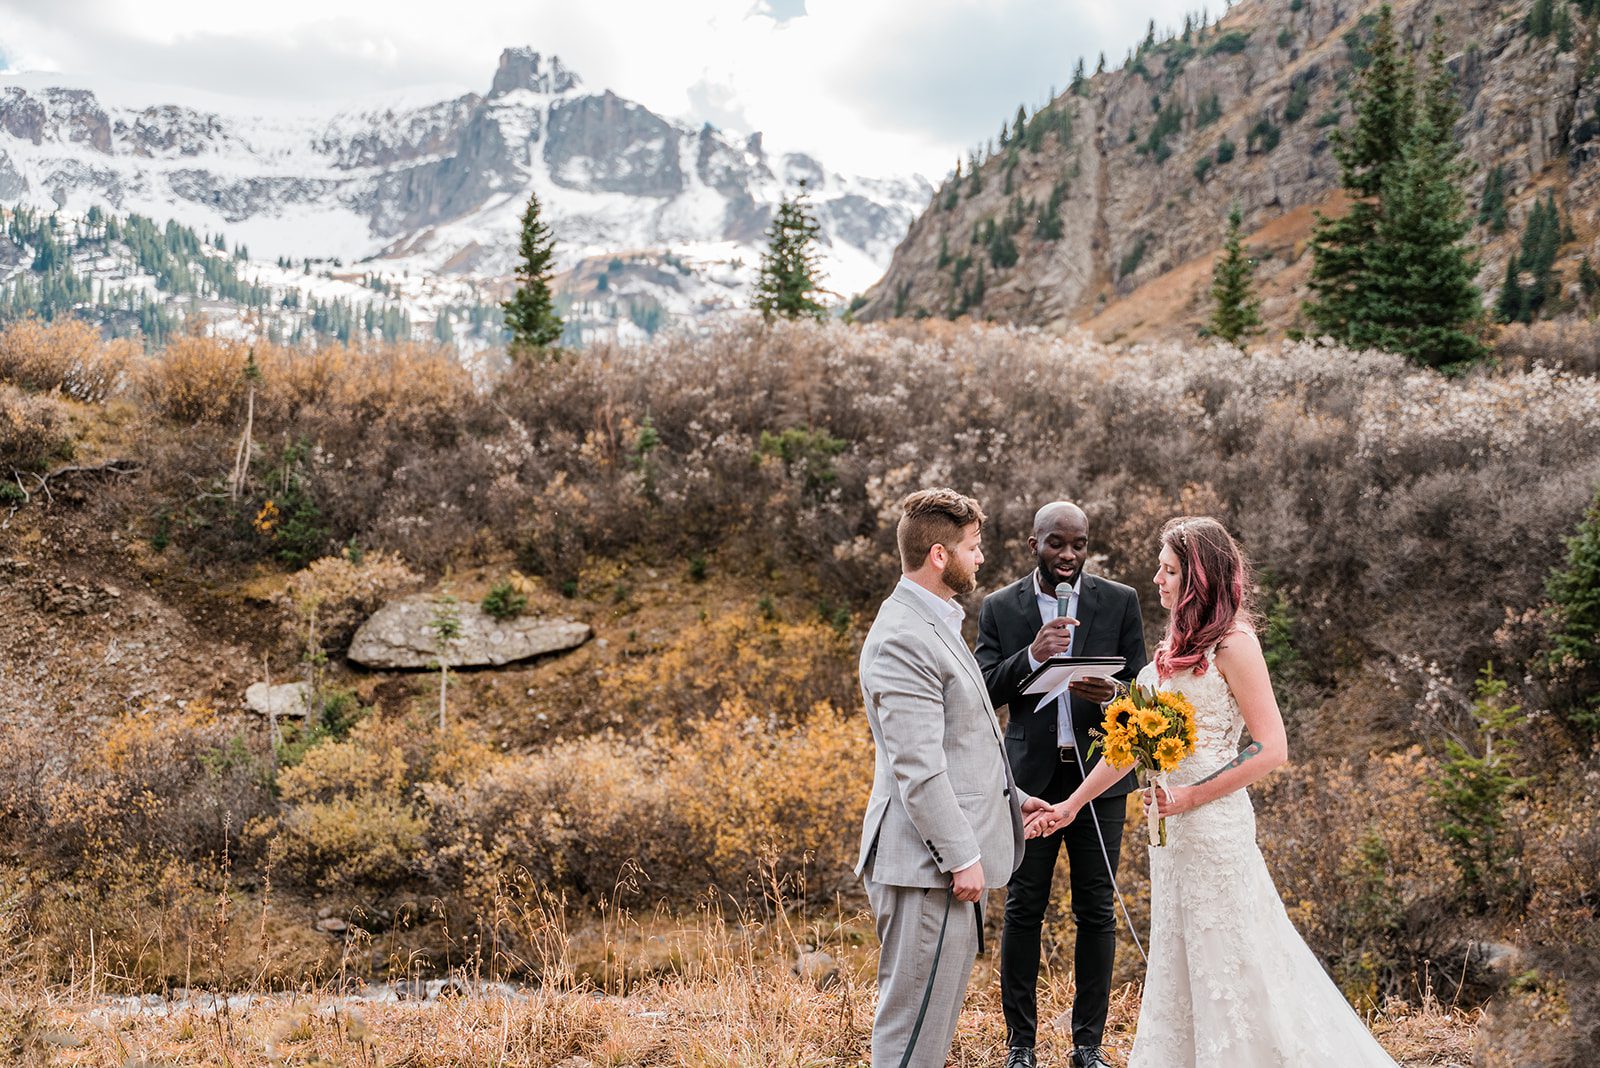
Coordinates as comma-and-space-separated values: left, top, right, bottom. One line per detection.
1194, 741, 1263, 786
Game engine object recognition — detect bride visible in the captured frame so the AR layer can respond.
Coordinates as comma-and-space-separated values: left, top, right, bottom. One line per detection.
1030, 516, 1399, 1067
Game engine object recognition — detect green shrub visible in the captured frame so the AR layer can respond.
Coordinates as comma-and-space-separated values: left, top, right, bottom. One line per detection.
1118, 234, 1150, 279
1545, 487, 1600, 736
481, 579, 529, 621
1207, 30, 1252, 55
1248, 117, 1282, 153
1431, 666, 1530, 908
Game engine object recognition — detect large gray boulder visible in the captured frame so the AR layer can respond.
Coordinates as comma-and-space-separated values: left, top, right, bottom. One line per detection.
348, 595, 590, 669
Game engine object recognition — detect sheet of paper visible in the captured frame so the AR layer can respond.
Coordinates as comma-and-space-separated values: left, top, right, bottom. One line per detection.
1020, 656, 1126, 712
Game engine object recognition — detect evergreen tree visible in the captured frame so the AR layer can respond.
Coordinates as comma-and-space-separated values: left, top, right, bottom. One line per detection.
502, 190, 563, 350
1496, 255, 1525, 324
754, 185, 828, 322
1303, 4, 1413, 341
1072, 57, 1088, 95
1527, 0, 1556, 37
1545, 487, 1600, 737
1207, 204, 1262, 347
1353, 19, 1486, 367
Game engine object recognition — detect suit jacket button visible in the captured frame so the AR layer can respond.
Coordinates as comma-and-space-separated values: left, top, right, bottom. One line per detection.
1003, 788, 1011, 797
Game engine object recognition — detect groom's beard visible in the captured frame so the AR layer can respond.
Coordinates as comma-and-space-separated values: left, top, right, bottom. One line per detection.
941, 556, 977, 595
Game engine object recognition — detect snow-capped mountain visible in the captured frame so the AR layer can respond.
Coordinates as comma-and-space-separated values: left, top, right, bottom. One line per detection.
0, 48, 932, 344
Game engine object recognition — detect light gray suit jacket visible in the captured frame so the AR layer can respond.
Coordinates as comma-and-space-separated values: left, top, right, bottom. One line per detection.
856, 582, 1027, 890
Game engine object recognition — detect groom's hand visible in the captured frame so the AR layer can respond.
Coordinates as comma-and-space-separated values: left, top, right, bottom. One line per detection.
951, 861, 985, 903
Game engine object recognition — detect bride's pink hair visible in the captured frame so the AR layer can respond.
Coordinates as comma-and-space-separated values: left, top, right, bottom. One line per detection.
1154, 516, 1257, 680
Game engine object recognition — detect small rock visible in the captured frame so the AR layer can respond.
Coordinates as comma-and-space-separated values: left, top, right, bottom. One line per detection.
245, 681, 313, 719
794, 947, 839, 988
315, 917, 349, 936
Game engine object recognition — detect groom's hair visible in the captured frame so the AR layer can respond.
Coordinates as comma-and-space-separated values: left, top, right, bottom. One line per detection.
897, 488, 985, 571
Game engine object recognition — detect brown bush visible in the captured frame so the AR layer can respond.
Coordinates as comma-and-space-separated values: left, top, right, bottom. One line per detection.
423, 699, 871, 906
597, 606, 858, 726
0, 317, 132, 403
1494, 319, 1600, 376
0, 384, 73, 473
1255, 747, 1462, 1005
0, 702, 273, 874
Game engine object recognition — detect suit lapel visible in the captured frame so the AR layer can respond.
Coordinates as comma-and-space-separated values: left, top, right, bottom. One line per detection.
890, 585, 1000, 734
1071, 575, 1101, 656
1018, 574, 1043, 635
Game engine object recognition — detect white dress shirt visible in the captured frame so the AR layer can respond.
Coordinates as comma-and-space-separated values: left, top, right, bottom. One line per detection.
896, 575, 965, 639
895, 575, 980, 873
1027, 570, 1082, 747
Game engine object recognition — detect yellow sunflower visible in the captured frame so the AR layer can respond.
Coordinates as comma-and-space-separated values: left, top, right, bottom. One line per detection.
1132, 705, 1167, 737
1155, 735, 1189, 772
1104, 735, 1136, 768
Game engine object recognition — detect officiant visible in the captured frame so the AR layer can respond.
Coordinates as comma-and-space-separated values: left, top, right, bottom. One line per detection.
975, 501, 1147, 1068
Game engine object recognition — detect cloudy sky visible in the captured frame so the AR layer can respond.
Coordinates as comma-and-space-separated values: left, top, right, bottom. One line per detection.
0, 0, 1198, 178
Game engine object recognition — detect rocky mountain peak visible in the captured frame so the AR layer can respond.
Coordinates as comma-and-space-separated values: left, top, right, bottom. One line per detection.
489, 47, 581, 98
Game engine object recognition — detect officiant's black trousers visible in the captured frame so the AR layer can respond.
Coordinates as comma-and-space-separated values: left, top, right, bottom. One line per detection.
1001, 787, 1126, 1050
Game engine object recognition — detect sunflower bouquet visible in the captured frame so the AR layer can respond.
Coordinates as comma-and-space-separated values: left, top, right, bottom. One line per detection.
1090, 681, 1198, 846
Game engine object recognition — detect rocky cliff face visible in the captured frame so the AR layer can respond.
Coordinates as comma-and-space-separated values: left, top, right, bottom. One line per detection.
859, 0, 1598, 340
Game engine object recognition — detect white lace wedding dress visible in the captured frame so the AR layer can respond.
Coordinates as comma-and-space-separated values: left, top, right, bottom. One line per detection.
1128, 646, 1399, 1067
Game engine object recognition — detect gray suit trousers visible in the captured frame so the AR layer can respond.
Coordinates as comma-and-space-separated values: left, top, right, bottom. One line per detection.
865, 874, 980, 1068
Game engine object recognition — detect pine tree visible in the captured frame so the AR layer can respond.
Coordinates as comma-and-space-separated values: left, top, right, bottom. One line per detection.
754, 185, 828, 322
1072, 57, 1088, 95
1207, 205, 1262, 347
502, 190, 563, 351
1496, 255, 1525, 324
1353, 19, 1486, 367
1545, 487, 1600, 737
1303, 4, 1413, 341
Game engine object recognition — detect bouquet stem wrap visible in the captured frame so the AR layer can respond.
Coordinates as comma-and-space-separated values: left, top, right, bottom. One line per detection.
1146, 769, 1171, 847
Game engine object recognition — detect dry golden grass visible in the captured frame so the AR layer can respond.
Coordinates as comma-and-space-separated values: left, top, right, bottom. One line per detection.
1, 907, 1480, 1068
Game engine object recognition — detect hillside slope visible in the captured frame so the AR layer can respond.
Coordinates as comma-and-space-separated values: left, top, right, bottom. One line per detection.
859, 0, 1598, 342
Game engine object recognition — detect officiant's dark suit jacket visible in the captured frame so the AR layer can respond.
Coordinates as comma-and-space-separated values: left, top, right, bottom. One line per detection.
975, 572, 1146, 800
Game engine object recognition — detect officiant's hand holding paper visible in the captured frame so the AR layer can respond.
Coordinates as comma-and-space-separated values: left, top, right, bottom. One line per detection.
1068, 676, 1117, 703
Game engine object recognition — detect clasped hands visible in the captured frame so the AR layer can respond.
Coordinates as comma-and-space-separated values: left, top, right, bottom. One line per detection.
1021, 795, 1073, 838
1019, 785, 1201, 840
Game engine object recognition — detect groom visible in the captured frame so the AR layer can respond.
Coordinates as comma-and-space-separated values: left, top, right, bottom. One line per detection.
857, 488, 1048, 1068
976, 501, 1146, 1068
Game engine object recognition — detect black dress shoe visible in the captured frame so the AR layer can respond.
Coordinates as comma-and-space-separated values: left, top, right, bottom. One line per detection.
1070, 1046, 1113, 1068
1005, 1048, 1039, 1068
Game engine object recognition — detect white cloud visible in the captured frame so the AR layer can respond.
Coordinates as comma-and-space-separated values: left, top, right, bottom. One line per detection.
0, 0, 1199, 178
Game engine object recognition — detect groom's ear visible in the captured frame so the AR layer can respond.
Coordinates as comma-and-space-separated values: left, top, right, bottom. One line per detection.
928, 542, 949, 570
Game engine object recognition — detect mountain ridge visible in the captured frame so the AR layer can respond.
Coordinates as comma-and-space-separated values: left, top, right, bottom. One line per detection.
0, 47, 930, 344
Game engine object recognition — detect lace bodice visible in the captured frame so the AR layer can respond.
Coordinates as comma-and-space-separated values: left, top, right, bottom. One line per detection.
1135, 645, 1245, 787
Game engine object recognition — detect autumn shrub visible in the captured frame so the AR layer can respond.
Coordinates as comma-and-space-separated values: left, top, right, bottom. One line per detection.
1256, 747, 1461, 1005
0, 316, 132, 402
423, 699, 872, 907
279, 548, 422, 653
597, 606, 858, 726
0, 384, 73, 474
253, 713, 489, 890
1494, 319, 1600, 376
0, 702, 273, 874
